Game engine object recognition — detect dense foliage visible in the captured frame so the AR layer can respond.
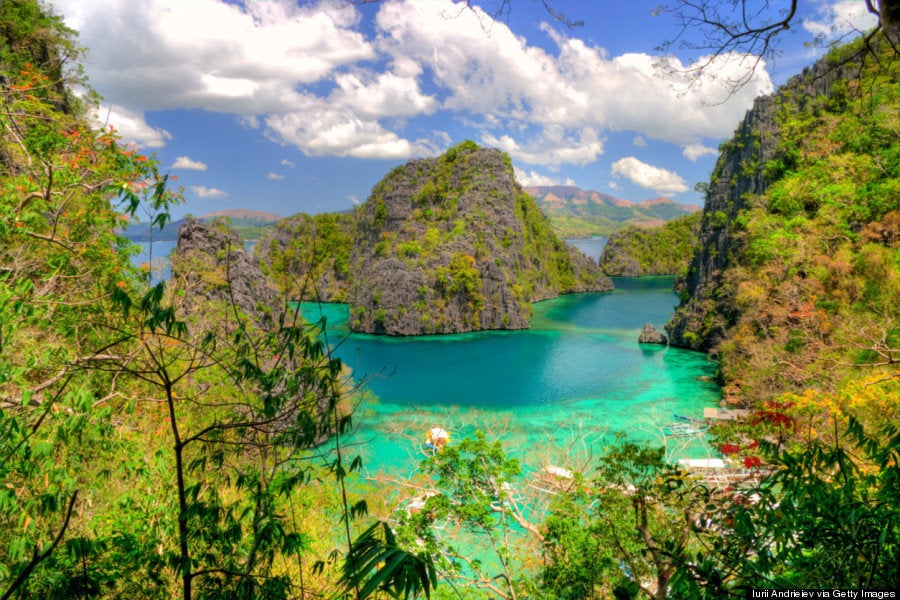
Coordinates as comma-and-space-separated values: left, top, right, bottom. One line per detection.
257, 211, 354, 302
0, 3, 372, 598
692, 37, 900, 403
2, 2, 898, 599
598, 212, 700, 277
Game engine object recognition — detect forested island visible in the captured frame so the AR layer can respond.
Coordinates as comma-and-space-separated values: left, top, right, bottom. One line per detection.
1, 1, 898, 599
257, 142, 611, 335
597, 212, 700, 277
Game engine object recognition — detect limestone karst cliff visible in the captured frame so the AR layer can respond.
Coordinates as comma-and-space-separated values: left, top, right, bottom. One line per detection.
171, 218, 285, 328
665, 32, 899, 403
667, 35, 898, 352
346, 142, 612, 335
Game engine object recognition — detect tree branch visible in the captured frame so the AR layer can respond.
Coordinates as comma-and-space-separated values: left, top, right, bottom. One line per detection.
0, 490, 79, 600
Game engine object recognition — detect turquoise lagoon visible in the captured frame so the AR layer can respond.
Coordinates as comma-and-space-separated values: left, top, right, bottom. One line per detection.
302, 276, 721, 477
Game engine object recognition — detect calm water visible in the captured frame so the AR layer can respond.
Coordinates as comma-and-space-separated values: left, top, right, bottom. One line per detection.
128, 238, 720, 474
303, 276, 720, 476
565, 236, 607, 261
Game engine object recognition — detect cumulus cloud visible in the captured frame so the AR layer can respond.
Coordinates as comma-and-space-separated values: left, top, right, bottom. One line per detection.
267, 172, 284, 180
280, 159, 295, 168
55, 0, 774, 165
171, 156, 207, 170
190, 186, 229, 199
514, 167, 576, 187
632, 136, 647, 147
376, 1, 772, 161
482, 126, 604, 166
91, 104, 172, 149
264, 104, 438, 159
57, 0, 374, 113
611, 157, 688, 194
683, 143, 718, 162
804, 2, 879, 39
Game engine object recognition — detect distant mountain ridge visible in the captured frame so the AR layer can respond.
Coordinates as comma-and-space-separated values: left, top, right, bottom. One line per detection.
525, 185, 700, 236
122, 208, 283, 241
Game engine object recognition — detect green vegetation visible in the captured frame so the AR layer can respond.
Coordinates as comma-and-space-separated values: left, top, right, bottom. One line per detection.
598, 212, 700, 277
2, 3, 897, 599
257, 211, 354, 302
346, 141, 608, 335
0, 4, 374, 598
695, 39, 900, 403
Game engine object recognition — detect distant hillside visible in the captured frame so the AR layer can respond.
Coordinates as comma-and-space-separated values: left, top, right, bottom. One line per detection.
598, 212, 700, 277
122, 208, 283, 241
525, 185, 700, 236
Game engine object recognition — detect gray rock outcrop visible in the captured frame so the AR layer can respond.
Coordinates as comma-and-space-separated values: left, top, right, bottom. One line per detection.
638, 324, 668, 345
348, 143, 613, 335
171, 219, 285, 328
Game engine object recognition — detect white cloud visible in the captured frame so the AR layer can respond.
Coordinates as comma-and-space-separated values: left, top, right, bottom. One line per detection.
632, 136, 647, 147
333, 70, 437, 119
91, 104, 172, 149
56, 0, 375, 113
683, 143, 718, 162
611, 157, 688, 194
171, 156, 207, 170
56, 0, 774, 166
280, 159, 295, 168
264, 102, 439, 159
803, 2, 879, 38
190, 186, 229, 199
482, 127, 604, 166
514, 167, 576, 187
376, 1, 772, 162
267, 172, 284, 180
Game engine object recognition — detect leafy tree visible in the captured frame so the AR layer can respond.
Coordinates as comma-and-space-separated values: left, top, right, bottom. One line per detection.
537, 436, 713, 600
0, 1, 181, 595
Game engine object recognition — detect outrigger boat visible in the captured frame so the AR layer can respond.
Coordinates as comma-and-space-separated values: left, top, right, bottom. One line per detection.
665, 422, 706, 437
674, 413, 708, 426
529, 465, 576, 495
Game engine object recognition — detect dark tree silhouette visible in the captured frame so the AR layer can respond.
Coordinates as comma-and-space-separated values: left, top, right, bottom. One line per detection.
658, 0, 899, 92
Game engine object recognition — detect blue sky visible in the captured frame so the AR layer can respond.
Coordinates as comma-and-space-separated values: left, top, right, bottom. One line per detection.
49, 0, 877, 219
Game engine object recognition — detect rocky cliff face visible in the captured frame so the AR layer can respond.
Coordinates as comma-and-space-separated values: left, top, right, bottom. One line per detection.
348, 142, 612, 335
665, 47, 881, 351
171, 219, 284, 328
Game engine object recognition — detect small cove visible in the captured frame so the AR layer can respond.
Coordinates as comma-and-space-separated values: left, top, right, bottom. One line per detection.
130, 239, 722, 475
303, 276, 721, 477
